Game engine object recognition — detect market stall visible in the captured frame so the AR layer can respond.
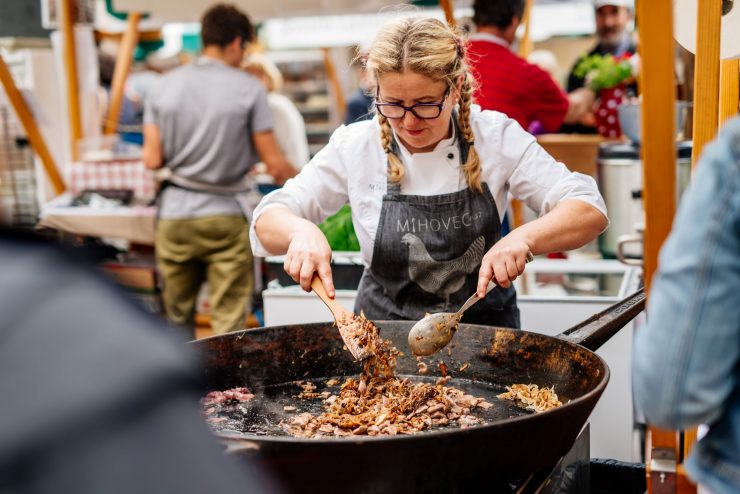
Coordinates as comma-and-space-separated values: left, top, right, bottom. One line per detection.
4, 0, 737, 492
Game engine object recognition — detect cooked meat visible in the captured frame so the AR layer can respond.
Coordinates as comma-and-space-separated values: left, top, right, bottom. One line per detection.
283, 325, 492, 438
417, 360, 428, 375
497, 384, 563, 412
284, 376, 492, 438
336, 312, 383, 360
201, 387, 254, 406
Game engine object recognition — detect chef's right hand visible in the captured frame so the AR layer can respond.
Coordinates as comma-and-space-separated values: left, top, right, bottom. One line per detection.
284, 223, 335, 297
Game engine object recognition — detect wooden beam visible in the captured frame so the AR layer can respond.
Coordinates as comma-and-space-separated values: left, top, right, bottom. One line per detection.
691, 0, 722, 168
638, 0, 677, 294
59, 0, 82, 160
677, 464, 699, 494
649, 428, 681, 460
719, 59, 739, 126
105, 12, 142, 135
679, 0, 722, 468
439, 0, 456, 28
321, 47, 346, 125
509, 0, 535, 230
637, 0, 684, 489
0, 55, 66, 194
518, 0, 535, 58
95, 29, 161, 43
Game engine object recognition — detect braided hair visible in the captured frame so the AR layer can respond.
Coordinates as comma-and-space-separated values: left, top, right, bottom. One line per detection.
364, 17, 482, 192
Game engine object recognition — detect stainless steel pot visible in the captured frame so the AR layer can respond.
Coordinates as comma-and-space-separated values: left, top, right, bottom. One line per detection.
597, 141, 692, 259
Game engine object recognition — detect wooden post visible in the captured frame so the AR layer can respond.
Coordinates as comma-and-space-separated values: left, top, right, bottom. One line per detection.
104, 12, 142, 135
0, 55, 66, 194
638, 0, 684, 489
321, 47, 346, 125
509, 0, 535, 231
639, 0, 678, 296
691, 0, 722, 168
719, 59, 739, 126
518, 0, 535, 59
60, 0, 82, 160
680, 0, 723, 468
439, 0, 456, 28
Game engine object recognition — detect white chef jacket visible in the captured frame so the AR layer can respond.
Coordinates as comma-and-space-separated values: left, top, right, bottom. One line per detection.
250, 105, 607, 267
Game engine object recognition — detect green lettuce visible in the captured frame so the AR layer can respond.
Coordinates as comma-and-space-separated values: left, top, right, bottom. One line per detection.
318, 204, 361, 251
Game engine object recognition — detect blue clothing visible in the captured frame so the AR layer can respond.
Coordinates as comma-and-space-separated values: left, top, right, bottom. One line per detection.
632, 117, 740, 493
344, 88, 374, 125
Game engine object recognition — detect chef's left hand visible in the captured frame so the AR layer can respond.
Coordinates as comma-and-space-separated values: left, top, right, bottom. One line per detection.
477, 235, 532, 296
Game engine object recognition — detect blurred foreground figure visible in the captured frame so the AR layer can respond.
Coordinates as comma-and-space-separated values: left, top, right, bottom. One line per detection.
633, 118, 740, 494
0, 228, 281, 494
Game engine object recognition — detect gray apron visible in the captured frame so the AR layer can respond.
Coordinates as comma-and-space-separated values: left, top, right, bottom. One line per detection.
154, 170, 255, 222
354, 129, 520, 328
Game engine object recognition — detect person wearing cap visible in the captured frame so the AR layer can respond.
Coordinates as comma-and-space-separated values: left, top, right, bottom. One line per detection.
562, 0, 636, 133
467, 0, 594, 134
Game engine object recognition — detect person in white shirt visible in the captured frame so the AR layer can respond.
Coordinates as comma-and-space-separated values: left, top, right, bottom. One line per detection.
251, 17, 608, 328
242, 53, 310, 171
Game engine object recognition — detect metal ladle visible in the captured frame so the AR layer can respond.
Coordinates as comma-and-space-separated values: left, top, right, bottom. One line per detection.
408, 252, 534, 356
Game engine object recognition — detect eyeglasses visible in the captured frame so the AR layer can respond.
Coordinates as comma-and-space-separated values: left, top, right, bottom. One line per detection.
375, 87, 450, 120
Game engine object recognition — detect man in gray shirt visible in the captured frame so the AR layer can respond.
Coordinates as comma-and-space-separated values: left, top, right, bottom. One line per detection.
143, 4, 296, 336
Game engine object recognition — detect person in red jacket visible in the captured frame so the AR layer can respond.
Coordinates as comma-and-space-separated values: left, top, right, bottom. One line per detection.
468, 0, 593, 133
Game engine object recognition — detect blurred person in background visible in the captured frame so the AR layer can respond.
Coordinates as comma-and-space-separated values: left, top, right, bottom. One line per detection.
526, 50, 565, 135
97, 50, 139, 134
251, 17, 607, 328
563, 0, 636, 133
467, 0, 594, 135
344, 53, 375, 125
633, 118, 740, 494
143, 4, 296, 337
0, 227, 282, 494
243, 52, 310, 171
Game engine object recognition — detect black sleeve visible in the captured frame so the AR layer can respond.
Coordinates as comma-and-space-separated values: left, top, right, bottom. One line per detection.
566, 63, 585, 94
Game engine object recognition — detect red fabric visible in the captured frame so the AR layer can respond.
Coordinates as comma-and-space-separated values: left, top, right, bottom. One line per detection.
594, 85, 626, 138
467, 40, 569, 133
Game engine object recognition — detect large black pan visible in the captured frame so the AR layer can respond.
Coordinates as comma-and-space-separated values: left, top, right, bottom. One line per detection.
193, 289, 645, 493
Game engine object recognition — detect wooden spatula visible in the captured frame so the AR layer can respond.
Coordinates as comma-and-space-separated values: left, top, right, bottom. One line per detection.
311, 275, 373, 361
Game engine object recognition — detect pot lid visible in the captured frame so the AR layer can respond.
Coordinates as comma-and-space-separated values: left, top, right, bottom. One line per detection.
598, 140, 693, 160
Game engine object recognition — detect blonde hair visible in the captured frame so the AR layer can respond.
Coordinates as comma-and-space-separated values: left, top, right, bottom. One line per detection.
242, 53, 283, 93
364, 17, 482, 192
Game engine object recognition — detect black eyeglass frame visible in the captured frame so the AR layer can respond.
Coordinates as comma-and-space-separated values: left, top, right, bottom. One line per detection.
374, 87, 451, 120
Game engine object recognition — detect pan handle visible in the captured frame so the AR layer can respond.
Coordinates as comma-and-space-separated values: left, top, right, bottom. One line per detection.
558, 288, 646, 351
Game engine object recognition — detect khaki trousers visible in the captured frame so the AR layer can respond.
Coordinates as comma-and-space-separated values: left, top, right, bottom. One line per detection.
155, 215, 253, 335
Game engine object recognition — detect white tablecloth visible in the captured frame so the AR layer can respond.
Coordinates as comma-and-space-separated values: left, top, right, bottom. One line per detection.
39, 193, 156, 244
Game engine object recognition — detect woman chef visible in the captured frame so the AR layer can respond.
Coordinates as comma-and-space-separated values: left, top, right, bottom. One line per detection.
250, 17, 608, 329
